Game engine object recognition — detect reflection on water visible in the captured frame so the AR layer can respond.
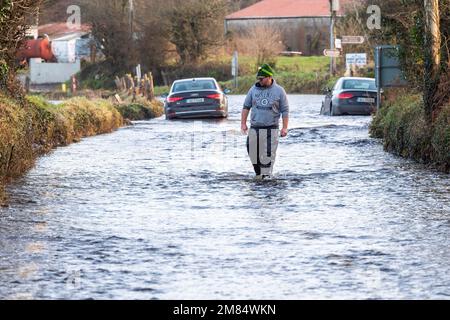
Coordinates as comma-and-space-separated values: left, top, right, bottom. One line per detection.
0, 95, 449, 299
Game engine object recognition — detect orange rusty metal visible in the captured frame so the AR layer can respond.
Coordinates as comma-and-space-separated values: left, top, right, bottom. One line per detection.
16, 37, 57, 62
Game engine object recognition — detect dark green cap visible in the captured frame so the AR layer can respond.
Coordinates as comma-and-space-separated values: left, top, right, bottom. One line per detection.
257, 63, 274, 78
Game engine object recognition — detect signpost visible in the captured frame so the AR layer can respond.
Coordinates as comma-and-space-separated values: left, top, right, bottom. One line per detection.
231, 51, 238, 89
345, 53, 367, 69
375, 45, 408, 110
323, 49, 341, 57
329, 0, 339, 75
341, 36, 365, 44
136, 64, 141, 81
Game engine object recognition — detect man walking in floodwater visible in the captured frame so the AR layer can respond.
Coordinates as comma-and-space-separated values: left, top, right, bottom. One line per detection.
241, 63, 289, 179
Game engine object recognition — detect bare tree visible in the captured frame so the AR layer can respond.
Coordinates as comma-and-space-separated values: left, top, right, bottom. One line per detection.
231, 23, 285, 70
82, 0, 138, 74
134, 0, 172, 77
164, 0, 228, 64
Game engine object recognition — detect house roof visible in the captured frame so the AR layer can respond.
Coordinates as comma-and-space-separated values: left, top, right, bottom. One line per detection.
226, 0, 352, 19
38, 23, 91, 40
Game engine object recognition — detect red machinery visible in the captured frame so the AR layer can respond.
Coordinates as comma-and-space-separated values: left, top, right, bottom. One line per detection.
16, 36, 57, 63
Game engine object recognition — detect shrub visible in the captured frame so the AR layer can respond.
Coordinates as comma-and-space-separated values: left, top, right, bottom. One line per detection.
369, 93, 449, 172
431, 103, 450, 171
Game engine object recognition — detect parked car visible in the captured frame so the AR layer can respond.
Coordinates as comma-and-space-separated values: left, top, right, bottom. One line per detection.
320, 77, 377, 116
164, 78, 229, 120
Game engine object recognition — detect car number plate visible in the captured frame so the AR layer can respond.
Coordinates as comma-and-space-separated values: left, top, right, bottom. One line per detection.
357, 97, 375, 103
186, 98, 204, 103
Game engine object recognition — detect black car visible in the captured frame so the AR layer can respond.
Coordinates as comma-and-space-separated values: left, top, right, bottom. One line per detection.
320, 77, 377, 116
164, 78, 229, 120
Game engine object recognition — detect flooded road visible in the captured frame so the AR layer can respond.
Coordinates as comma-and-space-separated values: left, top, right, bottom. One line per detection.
1, 95, 449, 299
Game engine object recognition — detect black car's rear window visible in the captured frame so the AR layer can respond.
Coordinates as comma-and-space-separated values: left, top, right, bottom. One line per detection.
172, 80, 217, 92
342, 80, 376, 90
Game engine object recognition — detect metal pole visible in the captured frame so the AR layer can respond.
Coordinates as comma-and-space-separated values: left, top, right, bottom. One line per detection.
329, 1, 334, 76
129, 0, 135, 68
376, 47, 381, 111
129, 0, 134, 37
329, 1, 337, 76
36, 6, 40, 27
235, 51, 238, 89
232, 51, 238, 89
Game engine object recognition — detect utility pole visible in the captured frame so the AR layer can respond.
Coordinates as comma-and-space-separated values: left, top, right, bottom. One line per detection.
329, 0, 339, 76
128, 0, 137, 74
423, 0, 441, 122
424, 0, 440, 78
36, 6, 40, 27
129, 0, 134, 38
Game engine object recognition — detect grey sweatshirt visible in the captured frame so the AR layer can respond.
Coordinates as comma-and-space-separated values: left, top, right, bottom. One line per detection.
243, 79, 289, 128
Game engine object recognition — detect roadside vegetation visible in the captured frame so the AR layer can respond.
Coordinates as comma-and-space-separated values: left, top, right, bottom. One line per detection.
0, 0, 166, 204
114, 95, 164, 121
0, 94, 163, 205
340, 0, 449, 172
370, 91, 449, 172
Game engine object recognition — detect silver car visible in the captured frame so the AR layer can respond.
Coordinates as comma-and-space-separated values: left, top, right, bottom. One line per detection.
320, 77, 377, 116
164, 77, 228, 120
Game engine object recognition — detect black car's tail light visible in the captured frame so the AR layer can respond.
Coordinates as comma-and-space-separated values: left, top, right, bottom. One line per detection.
337, 93, 353, 99
167, 96, 183, 103
206, 93, 222, 100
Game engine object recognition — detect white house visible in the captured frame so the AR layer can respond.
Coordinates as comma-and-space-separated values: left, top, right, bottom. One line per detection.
29, 23, 93, 84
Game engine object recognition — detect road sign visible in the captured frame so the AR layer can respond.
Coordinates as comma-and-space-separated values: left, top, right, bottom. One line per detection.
375, 46, 408, 88
374, 45, 408, 110
341, 36, 365, 44
323, 49, 340, 57
346, 53, 367, 69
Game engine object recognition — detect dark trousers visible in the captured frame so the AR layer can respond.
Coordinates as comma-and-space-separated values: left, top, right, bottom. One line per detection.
246, 127, 279, 176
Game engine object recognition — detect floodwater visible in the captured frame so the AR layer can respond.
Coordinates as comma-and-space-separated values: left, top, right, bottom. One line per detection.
1, 95, 449, 299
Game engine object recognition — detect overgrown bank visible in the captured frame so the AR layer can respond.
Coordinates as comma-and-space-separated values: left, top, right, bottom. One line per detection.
370, 94, 449, 173
0, 94, 163, 204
